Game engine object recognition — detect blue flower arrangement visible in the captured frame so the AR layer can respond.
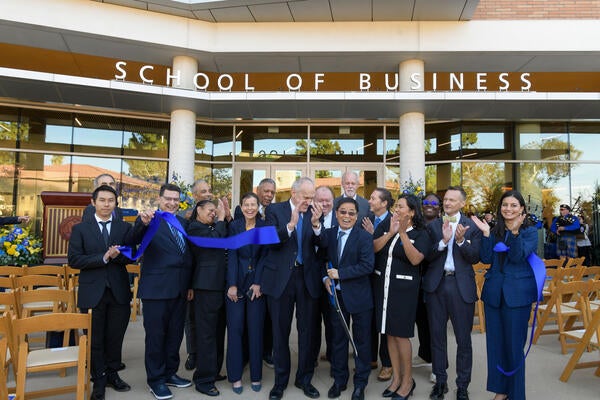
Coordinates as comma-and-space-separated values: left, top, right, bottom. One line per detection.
171, 173, 195, 211
400, 176, 425, 199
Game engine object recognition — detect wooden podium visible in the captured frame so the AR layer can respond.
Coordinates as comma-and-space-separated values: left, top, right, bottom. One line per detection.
40, 191, 91, 264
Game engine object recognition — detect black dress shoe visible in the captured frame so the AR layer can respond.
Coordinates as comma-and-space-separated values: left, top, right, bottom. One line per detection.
456, 387, 469, 400
106, 373, 131, 392
327, 384, 346, 398
294, 381, 320, 399
90, 385, 105, 400
429, 382, 448, 400
269, 385, 285, 400
90, 391, 105, 400
117, 362, 126, 371
391, 379, 416, 399
185, 353, 196, 370
383, 384, 400, 397
195, 383, 220, 397
351, 387, 365, 400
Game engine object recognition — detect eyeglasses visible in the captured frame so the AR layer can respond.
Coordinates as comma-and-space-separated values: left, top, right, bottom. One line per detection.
161, 196, 180, 202
423, 200, 439, 206
338, 210, 357, 216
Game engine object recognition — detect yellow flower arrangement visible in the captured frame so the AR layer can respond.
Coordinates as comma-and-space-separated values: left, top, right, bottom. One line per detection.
171, 173, 195, 210
0, 225, 43, 266
400, 176, 426, 199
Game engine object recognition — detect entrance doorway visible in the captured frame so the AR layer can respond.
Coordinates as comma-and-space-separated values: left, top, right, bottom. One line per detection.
233, 163, 383, 208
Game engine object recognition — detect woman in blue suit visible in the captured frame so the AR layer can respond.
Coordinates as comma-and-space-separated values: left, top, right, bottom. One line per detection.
226, 192, 267, 394
471, 190, 538, 400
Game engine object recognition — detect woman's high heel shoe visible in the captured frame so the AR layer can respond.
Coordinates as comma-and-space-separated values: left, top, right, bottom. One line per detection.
382, 384, 400, 398
391, 379, 415, 400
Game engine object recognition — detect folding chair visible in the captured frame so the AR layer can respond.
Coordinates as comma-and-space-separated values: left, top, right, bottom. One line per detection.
0, 290, 20, 319
544, 258, 566, 269
559, 302, 600, 381
13, 311, 91, 399
0, 312, 17, 392
0, 266, 26, 278
472, 269, 486, 333
126, 264, 141, 321
556, 280, 592, 353
533, 278, 583, 344
23, 265, 67, 288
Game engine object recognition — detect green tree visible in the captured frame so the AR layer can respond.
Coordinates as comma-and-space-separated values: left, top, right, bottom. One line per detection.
296, 139, 342, 156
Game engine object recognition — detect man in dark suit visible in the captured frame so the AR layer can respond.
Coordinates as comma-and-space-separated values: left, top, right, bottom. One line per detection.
316, 197, 374, 400
312, 185, 337, 366
367, 188, 394, 382
259, 177, 322, 400
234, 178, 276, 220
423, 186, 481, 400
68, 185, 150, 400
334, 171, 371, 230
82, 173, 124, 222
135, 183, 194, 400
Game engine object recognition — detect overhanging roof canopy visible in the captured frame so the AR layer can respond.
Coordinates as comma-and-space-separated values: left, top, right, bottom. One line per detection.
93, 0, 480, 22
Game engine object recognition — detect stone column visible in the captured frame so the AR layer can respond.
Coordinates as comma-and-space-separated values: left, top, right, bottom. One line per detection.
168, 56, 197, 184
399, 59, 425, 188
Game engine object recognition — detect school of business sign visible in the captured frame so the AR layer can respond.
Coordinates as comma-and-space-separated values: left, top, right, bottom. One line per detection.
114, 61, 533, 92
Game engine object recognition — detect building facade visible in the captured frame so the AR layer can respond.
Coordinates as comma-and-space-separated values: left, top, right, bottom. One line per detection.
0, 0, 599, 253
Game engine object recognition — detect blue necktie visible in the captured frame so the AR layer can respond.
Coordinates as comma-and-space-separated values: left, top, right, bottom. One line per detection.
374, 217, 381, 230
169, 224, 186, 254
296, 213, 303, 264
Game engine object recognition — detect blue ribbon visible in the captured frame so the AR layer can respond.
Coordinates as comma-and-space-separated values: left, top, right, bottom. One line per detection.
327, 261, 336, 306
492, 241, 546, 376
119, 210, 279, 260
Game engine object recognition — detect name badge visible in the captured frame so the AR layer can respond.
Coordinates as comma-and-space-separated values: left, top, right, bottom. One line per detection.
395, 274, 413, 280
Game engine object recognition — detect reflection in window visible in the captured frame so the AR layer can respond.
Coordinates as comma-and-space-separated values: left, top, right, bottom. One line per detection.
461, 131, 504, 150
0, 152, 15, 218
385, 166, 400, 198
569, 124, 599, 161
211, 166, 232, 199
425, 165, 436, 193
462, 162, 512, 214
425, 138, 436, 155
517, 161, 570, 227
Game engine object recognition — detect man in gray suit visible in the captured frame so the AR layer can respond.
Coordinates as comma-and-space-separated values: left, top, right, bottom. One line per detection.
423, 186, 481, 400
334, 171, 371, 231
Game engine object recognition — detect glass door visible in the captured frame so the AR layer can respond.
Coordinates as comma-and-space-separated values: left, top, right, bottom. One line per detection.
233, 163, 307, 207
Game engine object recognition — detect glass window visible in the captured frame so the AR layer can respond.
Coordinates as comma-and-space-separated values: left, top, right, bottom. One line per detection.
235, 125, 307, 162
123, 119, 169, 159
462, 162, 513, 214
385, 125, 399, 163
385, 166, 400, 198
72, 115, 124, 155
0, 108, 20, 149
517, 122, 568, 161
0, 151, 15, 218
211, 165, 232, 199
569, 123, 600, 162
516, 161, 570, 228
197, 125, 233, 162
310, 126, 382, 163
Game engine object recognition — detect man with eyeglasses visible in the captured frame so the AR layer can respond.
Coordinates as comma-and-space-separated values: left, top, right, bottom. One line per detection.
135, 183, 194, 400
315, 197, 374, 400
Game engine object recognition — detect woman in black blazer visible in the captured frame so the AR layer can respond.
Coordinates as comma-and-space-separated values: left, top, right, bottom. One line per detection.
187, 199, 228, 397
225, 193, 267, 394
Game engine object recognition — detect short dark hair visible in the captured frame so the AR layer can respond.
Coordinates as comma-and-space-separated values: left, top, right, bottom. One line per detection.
160, 183, 181, 196
190, 199, 215, 221
373, 188, 394, 210
258, 178, 276, 188
241, 192, 260, 205
92, 185, 118, 202
446, 186, 467, 201
336, 197, 358, 212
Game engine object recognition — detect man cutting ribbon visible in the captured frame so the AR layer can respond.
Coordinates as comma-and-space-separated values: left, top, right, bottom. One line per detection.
314, 197, 374, 400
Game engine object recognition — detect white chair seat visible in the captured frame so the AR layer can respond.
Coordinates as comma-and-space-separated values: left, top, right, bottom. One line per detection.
27, 346, 79, 367
563, 329, 599, 346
